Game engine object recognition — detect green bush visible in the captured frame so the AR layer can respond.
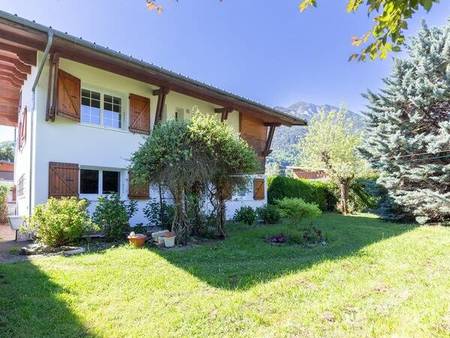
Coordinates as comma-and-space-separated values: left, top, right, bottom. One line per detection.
143, 199, 174, 230
267, 176, 336, 211
257, 204, 281, 224
233, 206, 257, 225
24, 197, 95, 247
0, 184, 8, 223
93, 194, 137, 241
276, 197, 322, 223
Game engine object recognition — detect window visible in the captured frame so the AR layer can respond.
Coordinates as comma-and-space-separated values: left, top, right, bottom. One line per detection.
80, 169, 99, 194
80, 168, 120, 195
175, 107, 184, 121
102, 171, 120, 194
81, 89, 122, 129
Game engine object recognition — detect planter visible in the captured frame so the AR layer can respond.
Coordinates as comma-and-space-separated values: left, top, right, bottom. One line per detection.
163, 232, 176, 248
127, 233, 147, 248
151, 230, 169, 244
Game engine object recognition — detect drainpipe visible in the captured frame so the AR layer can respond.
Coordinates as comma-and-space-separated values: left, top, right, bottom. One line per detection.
28, 29, 54, 216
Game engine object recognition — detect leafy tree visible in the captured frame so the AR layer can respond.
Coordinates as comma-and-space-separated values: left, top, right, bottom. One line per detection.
146, 0, 439, 60
130, 120, 210, 244
0, 141, 14, 162
360, 22, 450, 224
188, 113, 258, 237
297, 110, 367, 214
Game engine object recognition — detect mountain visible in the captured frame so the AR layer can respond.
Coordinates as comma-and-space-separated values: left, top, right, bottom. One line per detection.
268, 101, 365, 168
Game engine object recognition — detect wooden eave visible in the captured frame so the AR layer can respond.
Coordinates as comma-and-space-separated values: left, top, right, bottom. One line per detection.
0, 10, 307, 127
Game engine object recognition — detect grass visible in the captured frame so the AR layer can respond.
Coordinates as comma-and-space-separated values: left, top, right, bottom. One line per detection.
0, 213, 449, 337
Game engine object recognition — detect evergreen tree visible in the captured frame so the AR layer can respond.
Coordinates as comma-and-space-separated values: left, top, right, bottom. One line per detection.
361, 21, 450, 224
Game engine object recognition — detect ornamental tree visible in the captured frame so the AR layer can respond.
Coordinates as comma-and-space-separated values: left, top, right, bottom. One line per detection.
360, 22, 450, 224
297, 110, 367, 214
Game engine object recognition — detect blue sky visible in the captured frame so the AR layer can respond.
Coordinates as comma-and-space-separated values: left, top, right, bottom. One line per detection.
0, 0, 449, 142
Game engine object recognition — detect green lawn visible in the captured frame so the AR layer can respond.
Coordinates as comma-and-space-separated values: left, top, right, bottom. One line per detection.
1, 213, 449, 337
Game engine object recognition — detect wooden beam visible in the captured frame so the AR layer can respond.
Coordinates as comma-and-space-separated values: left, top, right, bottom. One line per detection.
153, 87, 170, 124
262, 124, 278, 157
214, 107, 233, 122
0, 63, 27, 80
0, 71, 23, 86
0, 53, 31, 74
0, 96, 19, 106
0, 41, 37, 66
0, 75, 21, 87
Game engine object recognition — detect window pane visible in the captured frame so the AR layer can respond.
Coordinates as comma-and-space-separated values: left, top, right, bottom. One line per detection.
104, 102, 112, 111
80, 169, 99, 194
104, 95, 112, 103
92, 92, 100, 100
103, 171, 120, 194
103, 95, 121, 129
81, 89, 101, 125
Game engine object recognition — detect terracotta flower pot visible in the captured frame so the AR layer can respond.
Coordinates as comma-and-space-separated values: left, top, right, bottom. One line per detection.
128, 233, 147, 248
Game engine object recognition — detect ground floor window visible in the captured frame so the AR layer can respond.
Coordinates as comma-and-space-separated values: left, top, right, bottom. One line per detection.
80, 168, 120, 196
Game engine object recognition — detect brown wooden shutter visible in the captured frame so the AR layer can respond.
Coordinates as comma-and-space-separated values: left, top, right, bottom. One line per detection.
128, 171, 149, 199
48, 162, 79, 198
56, 69, 81, 121
253, 178, 265, 200
129, 94, 150, 134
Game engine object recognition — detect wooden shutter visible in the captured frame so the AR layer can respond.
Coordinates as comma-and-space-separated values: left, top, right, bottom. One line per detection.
253, 178, 265, 200
128, 171, 149, 199
56, 69, 81, 121
129, 94, 150, 134
48, 162, 79, 198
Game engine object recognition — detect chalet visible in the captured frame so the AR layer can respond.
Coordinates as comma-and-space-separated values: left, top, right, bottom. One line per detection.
0, 11, 306, 224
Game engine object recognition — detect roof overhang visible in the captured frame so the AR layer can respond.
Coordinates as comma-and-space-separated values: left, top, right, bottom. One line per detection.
0, 10, 307, 127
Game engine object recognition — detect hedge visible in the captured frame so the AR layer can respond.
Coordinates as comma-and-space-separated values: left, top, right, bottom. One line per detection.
267, 176, 337, 211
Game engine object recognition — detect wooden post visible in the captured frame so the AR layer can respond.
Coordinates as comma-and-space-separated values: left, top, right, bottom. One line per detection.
214, 107, 233, 122
153, 87, 170, 125
262, 123, 280, 157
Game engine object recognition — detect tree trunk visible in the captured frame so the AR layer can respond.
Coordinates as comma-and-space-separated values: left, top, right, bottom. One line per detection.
217, 194, 226, 239
171, 186, 190, 245
339, 179, 350, 215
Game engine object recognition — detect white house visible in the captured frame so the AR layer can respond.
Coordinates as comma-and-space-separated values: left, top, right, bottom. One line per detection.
0, 11, 306, 225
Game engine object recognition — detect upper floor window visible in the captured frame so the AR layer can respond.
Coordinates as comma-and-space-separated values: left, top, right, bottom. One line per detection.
81, 89, 122, 129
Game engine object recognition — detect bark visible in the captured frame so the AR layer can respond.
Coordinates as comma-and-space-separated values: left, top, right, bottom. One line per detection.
171, 186, 190, 245
339, 179, 350, 215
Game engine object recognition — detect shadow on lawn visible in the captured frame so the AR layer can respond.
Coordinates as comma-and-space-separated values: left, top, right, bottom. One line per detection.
154, 213, 415, 290
0, 261, 93, 337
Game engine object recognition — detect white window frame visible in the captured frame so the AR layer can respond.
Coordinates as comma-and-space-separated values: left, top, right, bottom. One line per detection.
80, 84, 126, 131
79, 166, 124, 200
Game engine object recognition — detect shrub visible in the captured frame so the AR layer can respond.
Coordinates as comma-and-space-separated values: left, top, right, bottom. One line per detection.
93, 194, 137, 241
288, 225, 325, 245
233, 206, 257, 225
24, 197, 95, 247
276, 197, 322, 223
257, 204, 281, 224
267, 176, 336, 211
0, 184, 8, 223
143, 199, 174, 230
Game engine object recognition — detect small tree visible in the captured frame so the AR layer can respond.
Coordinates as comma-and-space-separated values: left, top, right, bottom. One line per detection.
298, 110, 366, 214
130, 120, 210, 244
188, 113, 259, 237
0, 184, 8, 223
0, 141, 14, 162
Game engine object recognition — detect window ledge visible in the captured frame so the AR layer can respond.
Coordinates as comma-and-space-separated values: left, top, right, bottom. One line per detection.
79, 123, 130, 134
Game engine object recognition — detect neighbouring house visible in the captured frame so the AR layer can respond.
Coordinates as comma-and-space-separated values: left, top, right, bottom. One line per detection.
0, 161, 15, 214
0, 11, 306, 224
286, 166, 328, 180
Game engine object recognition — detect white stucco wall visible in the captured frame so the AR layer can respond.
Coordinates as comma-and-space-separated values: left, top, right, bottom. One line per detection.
24, 54, 266, 225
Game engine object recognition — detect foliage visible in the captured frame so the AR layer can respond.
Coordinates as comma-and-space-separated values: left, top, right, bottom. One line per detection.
131, 115, 258, 244
146, 1, 438, 61
267, 176, 336, 211
257, 204, 281, 224
299, 0, 439, 61
143, 198, 174, 230
233, 206, 257, 225
93, 194, 137, 241
361, 22, 450, 224
287, 225, 325, 245
0, 141, 14, 162
275, 197, 322, 223
0, 184, 8, 223
298, 110, 367, 214
23, 197, 95, 247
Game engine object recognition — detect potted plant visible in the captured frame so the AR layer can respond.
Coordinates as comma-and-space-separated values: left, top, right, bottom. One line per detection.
162, 231, 176, 248
127, 232, 147, 248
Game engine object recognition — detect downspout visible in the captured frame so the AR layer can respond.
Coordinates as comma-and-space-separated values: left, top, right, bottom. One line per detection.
28, 29, 54, 216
